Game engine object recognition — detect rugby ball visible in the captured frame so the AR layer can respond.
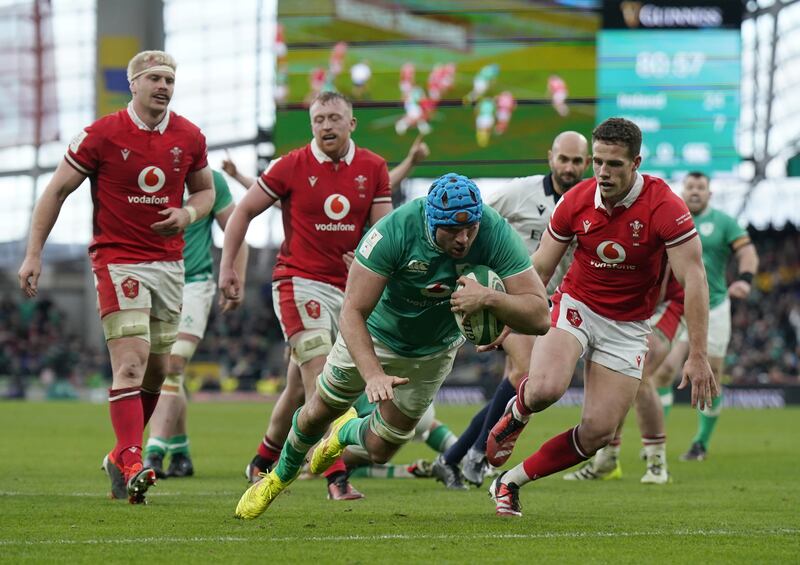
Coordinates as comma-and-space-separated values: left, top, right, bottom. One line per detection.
454, 265, 506, 346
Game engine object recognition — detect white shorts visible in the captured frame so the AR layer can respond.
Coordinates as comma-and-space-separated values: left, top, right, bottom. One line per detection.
93, 260, 184, 324
178, 279, 216, 338
476, 115, 494, 130
552, 292, 650, 379
677, 297, 730, 358
318, 333, 463, 420
272, 277, 344, 342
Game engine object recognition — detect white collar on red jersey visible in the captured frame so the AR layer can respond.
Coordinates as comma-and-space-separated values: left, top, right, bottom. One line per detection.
127, 102, 170, 134
594, 172, 644, 211
310, 138, 356, 165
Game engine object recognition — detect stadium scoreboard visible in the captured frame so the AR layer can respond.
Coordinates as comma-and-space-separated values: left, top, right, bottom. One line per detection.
597, 1, 742, 178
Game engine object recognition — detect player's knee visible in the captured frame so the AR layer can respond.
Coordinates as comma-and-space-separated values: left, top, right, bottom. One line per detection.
150, 319, 179, 354
114, 356, 146, 383
290, 329, 332, 365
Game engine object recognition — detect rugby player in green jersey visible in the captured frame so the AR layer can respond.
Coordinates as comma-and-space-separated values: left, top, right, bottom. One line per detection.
233, 173, 550, 519
652, 171, 758, 461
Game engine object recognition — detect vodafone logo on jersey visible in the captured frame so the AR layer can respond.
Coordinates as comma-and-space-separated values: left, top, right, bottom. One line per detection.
591, 240, 636, 270
315, 193, 356, 232
596, 241, 626, 264
323, 194, 350, 220
137, 166, 166, 193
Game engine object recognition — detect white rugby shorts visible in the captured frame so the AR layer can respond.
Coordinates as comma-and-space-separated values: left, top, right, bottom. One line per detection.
272, 276, 344, 342
551, 292, 650, 379
178, 279, 216, 338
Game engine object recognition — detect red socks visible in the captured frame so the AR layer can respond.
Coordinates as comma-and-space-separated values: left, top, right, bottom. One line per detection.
109, 387, 144, 469
521, 426, 589, 481
515, 376, 533, 417
257, 436, 284, 463
140, 387, 161, 426
322, 457, 347, 479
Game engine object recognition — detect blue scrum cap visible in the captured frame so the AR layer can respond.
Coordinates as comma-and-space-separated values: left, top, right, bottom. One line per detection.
425, 173, 483, 238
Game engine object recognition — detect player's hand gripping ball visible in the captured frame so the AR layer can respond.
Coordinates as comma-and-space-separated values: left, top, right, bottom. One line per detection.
453, 265, 506, 346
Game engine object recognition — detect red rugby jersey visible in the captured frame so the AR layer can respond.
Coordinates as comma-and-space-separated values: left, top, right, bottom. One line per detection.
548, 173, 696, 321
65, 104, 208, 267
258, 140, 391, 290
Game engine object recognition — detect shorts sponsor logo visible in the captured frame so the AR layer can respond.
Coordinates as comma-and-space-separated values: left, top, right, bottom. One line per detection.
138, 166, 166, 193
305, 300, 321, 319
421, 282, 452, 297
120, 277, 140, 299
566, 308, 582, 328
636, 354, 642, 367
323, 193, 350, 220
359, 229, 383, 259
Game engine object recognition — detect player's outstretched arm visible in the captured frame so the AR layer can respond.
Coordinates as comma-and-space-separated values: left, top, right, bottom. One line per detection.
219, 183, 277, 302
668, 237, 716, 409
340, 261, 408, 402
388, 134, 429, 191
215, 204, 249, 312
18, 159, 86, 297
221, 150, 256, 189
451, 268, 549, 336
531, 230, 569, 288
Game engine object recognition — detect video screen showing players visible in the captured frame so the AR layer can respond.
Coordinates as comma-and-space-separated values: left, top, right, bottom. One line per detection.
274, 0, 599, 178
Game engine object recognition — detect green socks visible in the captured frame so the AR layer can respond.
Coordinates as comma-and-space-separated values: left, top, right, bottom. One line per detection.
168, 434, 190, 457
144, 436, 168, 458
338, 416, 370, 448
693, 392, 723, 448
274, 409, 324, 482
425, 423, 457, 453
657, 386, 674, 418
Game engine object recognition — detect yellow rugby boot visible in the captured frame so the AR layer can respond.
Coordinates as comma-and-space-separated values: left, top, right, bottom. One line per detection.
234, 470, 295, 520
309, 407, 357, 475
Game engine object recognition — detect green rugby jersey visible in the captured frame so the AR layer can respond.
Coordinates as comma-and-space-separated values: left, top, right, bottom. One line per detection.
355, 198, 532, 357
693, 206, 747, 308
183, 170, 233, 283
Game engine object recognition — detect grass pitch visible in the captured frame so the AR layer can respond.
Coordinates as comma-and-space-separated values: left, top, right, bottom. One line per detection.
0, 401, 797, 563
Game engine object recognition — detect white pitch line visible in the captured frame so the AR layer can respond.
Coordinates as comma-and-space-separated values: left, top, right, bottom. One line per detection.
0, 529, 797, 547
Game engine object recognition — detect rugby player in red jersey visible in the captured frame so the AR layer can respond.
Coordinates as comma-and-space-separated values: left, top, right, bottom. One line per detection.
564, 272, 685, 484
220, 91, 392, 500
486, 117, 716, 517
18, 50, 214, 504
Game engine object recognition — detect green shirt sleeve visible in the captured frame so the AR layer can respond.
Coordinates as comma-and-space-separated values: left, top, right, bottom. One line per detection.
483, 207, 532, 279
724, 213, 747, 247
211, 170, 234, 215
355, 217, 400, 277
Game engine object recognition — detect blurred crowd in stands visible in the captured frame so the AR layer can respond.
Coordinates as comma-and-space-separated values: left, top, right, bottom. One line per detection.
2, 228, 798, 398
